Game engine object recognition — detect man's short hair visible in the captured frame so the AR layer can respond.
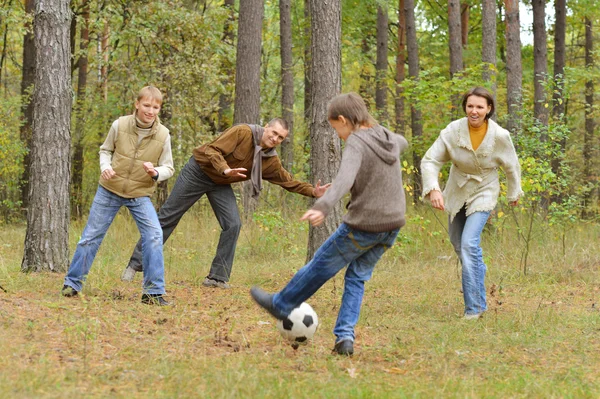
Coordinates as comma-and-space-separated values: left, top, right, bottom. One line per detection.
267, 117, 289, 131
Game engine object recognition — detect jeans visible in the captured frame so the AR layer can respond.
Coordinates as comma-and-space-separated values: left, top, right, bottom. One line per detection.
449, 206, 491, 315
64, 186, 165, 294
127, 157, 241, 282
272, 223, 399, 343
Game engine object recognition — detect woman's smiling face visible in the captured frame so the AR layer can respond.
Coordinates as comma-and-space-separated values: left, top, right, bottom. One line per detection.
464, 95, 492, 128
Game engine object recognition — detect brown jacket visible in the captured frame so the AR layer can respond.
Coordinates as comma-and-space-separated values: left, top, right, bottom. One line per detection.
192, 124, 315, 197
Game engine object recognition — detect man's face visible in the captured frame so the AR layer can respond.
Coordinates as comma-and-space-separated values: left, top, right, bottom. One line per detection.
260, 122, 288, 149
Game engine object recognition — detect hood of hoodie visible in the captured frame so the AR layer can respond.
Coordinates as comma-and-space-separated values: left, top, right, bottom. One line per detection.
351, 125, 399, 165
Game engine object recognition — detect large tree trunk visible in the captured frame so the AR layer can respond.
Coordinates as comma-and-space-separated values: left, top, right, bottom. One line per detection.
375, 4, 388, 122
550, 0, 566, 179
22, 0, 72, 272
217, 0, 235, 132
234, 0, 264, 218
505, 0, 522, 135
448, 0, 463, 77
306, 0, 342, 260
280, 0, 294, 172
583, 17, 594, 214
406, 0, 423, 201
395, 0, 406, 135
19, 0, 36, 211
532, 0, 548, 128
70, 0, 90, 219
481, 0, 497, 107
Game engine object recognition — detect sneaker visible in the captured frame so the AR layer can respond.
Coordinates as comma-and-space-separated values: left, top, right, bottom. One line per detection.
202, 277, 231, 289
333, 339, 354, 356
249, 286, 285, 320
61, 285, 78, 297
463, 312, 483, 320
141, 294, 171, 306
121, 266, 137, 282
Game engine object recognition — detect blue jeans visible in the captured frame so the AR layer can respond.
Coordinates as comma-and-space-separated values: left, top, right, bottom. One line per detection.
64, 186, 165, 295
272, 223, 399, 343
449, 206, 491, 315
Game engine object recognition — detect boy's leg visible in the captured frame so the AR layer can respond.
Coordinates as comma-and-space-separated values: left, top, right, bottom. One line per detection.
460, 211, 490, 316
333, 229, 399, 343
126, 157, 213, 273
127, 196, 165, 295
205, 184, 241, 283
64, 186, 122, 291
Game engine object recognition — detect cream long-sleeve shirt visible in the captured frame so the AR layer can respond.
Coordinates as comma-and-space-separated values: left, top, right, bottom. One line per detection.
99, 119, 174, 182
421, 117, 523, 221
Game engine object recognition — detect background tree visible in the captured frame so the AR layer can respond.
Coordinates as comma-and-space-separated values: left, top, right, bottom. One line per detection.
533, 0, 548, 128
481, 0, 497, 103
395, 0, 406, 135
280, 0, 294, 172
583, 16, 594, 213
505, 0, 522, 135
375, 3, 388, 122
22, 0, 72, 272
550, 0, 566, 179
306, 0, 342, 260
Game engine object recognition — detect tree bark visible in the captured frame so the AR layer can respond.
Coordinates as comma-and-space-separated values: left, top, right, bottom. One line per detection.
505, 0, 522, 135
70, 0, 89, 219
19, 0, 36, 211
460, 2, 469, 48
306, 0, 342, 260
406, 0, 423, 200
234, 0, 264, 218
303, 0, 311, 123
481, 0, 497, 107
280, 0, 294, 172
532, 0, 548, 128
217, 0, 235, 132
22, 0, 72, 272
375, 4, 388, 122
550, 0, 566, 180
448, 0, 463, 77
395, 0, 406, 135
583, 16, 594, 213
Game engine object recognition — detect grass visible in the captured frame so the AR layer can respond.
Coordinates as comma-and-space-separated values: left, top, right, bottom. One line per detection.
1, 202, 599, 398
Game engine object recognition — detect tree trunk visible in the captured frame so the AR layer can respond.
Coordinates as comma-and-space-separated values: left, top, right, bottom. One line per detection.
156, 88, 172, 210
532, 0, 548, 128
19, 0, 36, 211
234, 0, 264, 218
375, 4, 388, 122
280, 0, 294, 172
505, 0, 522, 135
217, 0, 235, 132
306, 0, 342, 260
481, 0, 497, 107
99, 22, 109, 102
406, 0, 423, 201
550, 0, 566, 179
303, 0, 311, 123
460, 2, 469, 48
395, 0, 406, 135
448, 0, 463, 77
70, 0, 89, 219
22, 0, 72, 273
358, 36, 373, 107
583, 16, 594, 213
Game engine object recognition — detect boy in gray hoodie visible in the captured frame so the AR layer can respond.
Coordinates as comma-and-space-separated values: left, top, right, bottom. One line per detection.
251, 92, 408, 355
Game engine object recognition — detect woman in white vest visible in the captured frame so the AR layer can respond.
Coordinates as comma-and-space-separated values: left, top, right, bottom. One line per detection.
421, 87, 523, 319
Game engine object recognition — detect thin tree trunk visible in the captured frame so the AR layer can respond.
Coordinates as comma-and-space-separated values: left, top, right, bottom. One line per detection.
99, 22, 109, 102
306, 0, 342, 260
303, 0, 311, 122
375, 4, 388, 122
448, 0, 463, 77
481, 0, 497, 108
22, 0, 72, 272
71, 0, 89, 219
583, 16, 594, 214
234, 0, 264, 218
0, 0, 13, 86
505, 0, 522, 135
217, 0, 235, 132
532, 0, 548, 128
20, 0, 36, 211
406, 0, 422, 201
550, 0, 566, 181
280, 0, 294, 172
395, 0, 406, 135
460, 2, 469, 48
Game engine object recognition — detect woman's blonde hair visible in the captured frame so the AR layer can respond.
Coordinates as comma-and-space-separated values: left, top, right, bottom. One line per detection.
327, 92, 377, 129
137, 86, 163, 104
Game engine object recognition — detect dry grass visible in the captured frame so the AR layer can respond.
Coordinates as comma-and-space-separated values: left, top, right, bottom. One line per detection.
1, 203, 600, 398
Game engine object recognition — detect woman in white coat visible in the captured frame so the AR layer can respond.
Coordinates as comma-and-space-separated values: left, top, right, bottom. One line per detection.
421, 87, 523, 319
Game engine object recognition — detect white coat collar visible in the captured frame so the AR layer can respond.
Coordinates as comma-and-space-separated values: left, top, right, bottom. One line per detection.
455, 117, 497, 157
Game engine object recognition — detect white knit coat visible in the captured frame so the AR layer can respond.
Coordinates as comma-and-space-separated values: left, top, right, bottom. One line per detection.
421, 117, 523, 221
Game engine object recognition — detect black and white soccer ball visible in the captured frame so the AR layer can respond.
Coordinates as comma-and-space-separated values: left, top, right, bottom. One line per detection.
276, 302, 319, 347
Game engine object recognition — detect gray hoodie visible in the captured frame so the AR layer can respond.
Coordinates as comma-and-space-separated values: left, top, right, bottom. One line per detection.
312, 125, 408, 232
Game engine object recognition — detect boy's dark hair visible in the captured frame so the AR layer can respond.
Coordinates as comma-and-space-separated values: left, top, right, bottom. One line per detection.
327, 92, 377, 129
267, 118, 289, 131
462, 87, 495, 120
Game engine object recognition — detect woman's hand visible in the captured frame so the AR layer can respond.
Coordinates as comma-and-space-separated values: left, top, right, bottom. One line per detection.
428, 190, 445, 211
301, 209, 325, 227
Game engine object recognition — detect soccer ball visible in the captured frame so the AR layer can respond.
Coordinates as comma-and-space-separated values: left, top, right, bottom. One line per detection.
276, 302, 319, 347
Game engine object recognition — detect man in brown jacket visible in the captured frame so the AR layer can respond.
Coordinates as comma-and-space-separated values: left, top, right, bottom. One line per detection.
121, 118, 329, 288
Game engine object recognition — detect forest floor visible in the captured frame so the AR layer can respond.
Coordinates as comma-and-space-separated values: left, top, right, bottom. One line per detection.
1, 204, 600, 398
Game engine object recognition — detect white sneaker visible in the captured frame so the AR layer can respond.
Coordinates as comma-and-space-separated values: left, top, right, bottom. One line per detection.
121, 266, 137, 282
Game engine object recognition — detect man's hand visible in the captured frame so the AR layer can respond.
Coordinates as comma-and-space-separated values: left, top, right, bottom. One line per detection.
313, 179, 331, 198
428, 190, 445, 211
224, 168, 247, 178
143, 162, 158, 177
301, 209, 325, 227
101, 168, 116, 181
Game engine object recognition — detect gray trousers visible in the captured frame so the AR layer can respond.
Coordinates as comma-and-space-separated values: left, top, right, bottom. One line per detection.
127, 156, 241, 282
